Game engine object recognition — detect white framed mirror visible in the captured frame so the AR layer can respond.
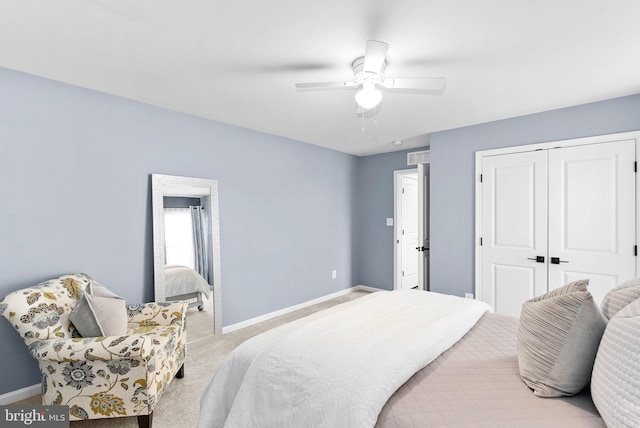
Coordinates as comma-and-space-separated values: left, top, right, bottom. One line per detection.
151, 174, 222, 335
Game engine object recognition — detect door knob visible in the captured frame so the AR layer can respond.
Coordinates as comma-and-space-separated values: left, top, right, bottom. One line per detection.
550, 257, 569, 264
527, 256, 545, 263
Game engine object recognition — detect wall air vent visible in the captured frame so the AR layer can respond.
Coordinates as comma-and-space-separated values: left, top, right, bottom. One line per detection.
407, 150, 430, 166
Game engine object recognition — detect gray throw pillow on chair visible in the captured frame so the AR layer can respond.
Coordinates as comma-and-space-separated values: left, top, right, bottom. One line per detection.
69, 280, 127, 337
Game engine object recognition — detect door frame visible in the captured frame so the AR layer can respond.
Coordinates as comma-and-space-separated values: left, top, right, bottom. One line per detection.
394, 163, 430, 290
474, 130, 640, 301
394, 168, 418, 290
418, 163, 430, 291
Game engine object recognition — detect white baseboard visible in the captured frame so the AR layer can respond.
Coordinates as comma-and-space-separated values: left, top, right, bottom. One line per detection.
222, 285, 383, 334
0, 383, 40, 405
354, 284, 385, 293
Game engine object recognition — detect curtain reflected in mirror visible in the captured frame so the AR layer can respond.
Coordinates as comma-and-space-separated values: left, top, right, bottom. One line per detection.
151, 174, 222, 336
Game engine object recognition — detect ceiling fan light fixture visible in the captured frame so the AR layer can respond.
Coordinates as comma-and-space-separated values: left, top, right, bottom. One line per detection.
355, 80, 382, 110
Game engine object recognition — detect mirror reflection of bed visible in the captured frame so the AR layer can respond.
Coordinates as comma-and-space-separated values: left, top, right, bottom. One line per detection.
151, 174, 222, 343
164, 265, 210, 312
164, 264, 213, 343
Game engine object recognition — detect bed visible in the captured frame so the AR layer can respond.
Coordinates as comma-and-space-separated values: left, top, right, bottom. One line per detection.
198, 286, 640, 427
164, 265, 211, 311
376, 312, 602, 427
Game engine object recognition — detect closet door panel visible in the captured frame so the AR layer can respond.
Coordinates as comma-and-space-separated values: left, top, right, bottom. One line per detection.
548, 140, 636, 305
481, 151, 548, 315
561, 270, 619, 306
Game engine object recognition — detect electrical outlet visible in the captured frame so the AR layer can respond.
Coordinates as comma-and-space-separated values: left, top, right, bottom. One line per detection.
332, 270, 337, 279
465, 293, 474, 299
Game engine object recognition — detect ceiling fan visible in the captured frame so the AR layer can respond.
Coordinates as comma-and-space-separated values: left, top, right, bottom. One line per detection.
295, 40, 446, 110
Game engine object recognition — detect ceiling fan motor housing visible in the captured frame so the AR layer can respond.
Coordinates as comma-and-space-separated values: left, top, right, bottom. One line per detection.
352, 56, 386, 84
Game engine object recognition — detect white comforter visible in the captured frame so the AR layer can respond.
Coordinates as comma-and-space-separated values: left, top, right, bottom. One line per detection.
198, 289, 491, 428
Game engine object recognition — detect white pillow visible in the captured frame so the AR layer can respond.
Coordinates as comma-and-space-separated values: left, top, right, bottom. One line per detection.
601, 277, 640, 320
69, 280, 127, 337
592, 297, 640, 426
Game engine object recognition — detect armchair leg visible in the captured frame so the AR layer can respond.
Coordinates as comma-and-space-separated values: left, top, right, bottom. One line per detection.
138, 412, 152, 428
176, 364, 185, 379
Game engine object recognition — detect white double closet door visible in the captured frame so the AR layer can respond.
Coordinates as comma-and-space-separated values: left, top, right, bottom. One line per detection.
481, 139, 636, 317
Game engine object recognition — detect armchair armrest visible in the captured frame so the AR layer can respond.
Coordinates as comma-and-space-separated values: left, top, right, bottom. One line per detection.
127, 301, 187, 328
29, 335, 152, 363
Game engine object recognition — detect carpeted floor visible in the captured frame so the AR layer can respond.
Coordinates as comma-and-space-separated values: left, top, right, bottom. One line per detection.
12, 290, 370, 427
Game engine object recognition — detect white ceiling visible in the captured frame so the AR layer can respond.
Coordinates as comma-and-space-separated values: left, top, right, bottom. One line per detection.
1, 0, 639, 156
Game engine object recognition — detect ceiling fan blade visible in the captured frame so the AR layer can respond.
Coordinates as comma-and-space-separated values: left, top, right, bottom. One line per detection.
363, 40, 389, 73
295, 81, 358, 89
382, 77, 446, 91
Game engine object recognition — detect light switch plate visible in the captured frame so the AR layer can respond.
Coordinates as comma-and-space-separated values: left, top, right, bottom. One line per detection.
386, 218, 393, 226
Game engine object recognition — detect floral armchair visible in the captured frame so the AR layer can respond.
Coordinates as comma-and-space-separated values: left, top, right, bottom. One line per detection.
0, 273, 187, 428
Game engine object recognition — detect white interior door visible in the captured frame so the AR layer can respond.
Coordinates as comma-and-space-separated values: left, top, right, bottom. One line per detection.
400, 174, 419, 289
418, 163, 430, 291
481, 138, 637, 316
548, 140, 636, 305
481, 151, 549, 316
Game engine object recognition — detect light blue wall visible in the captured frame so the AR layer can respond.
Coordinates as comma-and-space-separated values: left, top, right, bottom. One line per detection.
357, 148, 427, 289
429, 93, 640, 298
2, 63, 639, 396
0, 67, 359, 394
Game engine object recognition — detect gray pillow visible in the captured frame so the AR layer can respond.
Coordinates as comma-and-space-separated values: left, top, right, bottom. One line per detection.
517, 279, 606, 397
527, 279, 589, 302
601, 277, 640, 320
69, 280, 127, 337
591, 297, 640, 426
